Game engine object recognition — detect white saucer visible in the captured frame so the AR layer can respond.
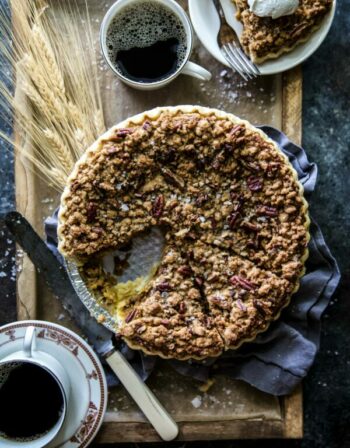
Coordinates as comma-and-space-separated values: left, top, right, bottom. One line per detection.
0, 321, 107, 448
188, 0, 336, 75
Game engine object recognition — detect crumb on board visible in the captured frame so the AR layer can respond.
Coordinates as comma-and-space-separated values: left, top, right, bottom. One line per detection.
97, 314, 106, 323
198, 378, 215, 393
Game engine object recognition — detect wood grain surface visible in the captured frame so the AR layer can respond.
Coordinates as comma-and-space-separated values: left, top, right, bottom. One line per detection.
14, 0, 303, 441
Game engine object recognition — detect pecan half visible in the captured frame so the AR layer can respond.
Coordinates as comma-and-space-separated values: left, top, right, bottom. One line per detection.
247, 176, 263, 192
236, 299, 247, 312
253, 299, 267, 316
231, 194, 244, 211
194, 276, 204, 287
241, 221, 259, 232
86, 203, 97, 223
247, 161, 260, 172
136, 325, 147, 334
210, 295, 230, 310
177, 265, 193, 277
230, 275, 256, 291
70, 180, 80, 192
142, 120, 152, 131
209, 217, 217, 230
107, 146, 119, 155
161, 167, 185, 190
155, 281, 172, 292
178, 302, 187, 314
125, 308, 137, 323
229, 124, 244, 138
195, 194, 208, 206
205, 316, 213, 329
207, 273, 219, 282
291, 23, 308, 38
223, 142, 233, 152
257, 205, 278, 217
152, 194, 164, 218
266, 162, 280, 176
228, 212, 240, 229
115, 128, 132, 138
212, 150, 225, 170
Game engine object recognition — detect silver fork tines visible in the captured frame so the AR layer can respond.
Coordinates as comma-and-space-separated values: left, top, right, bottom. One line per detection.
213, 0, 260, 80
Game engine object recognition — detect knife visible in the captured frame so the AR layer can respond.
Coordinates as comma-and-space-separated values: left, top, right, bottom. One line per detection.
5, 211, 179, 441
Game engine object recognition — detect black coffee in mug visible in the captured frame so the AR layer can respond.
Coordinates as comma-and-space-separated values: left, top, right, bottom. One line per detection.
0, 362, 64, 441
106, 1, 187, 83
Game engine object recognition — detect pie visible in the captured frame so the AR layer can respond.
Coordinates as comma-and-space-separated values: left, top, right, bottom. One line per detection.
232, 0, 333, 63
58, 105, 309, 360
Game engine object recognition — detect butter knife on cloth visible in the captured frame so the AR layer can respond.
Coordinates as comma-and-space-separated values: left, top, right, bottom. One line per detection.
5, 211, 179, 442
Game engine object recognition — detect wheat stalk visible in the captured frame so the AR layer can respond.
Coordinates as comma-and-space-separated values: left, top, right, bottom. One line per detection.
23, 55, 67, 121
21, 79, 51, 117
74, 128, 89, 154
0, 0, 106, 191
30, 24, 66, 100
43, 129, 74, 174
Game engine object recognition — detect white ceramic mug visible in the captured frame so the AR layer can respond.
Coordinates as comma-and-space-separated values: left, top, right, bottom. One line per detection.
100, 0, 212, 89
0, 327, 70, 448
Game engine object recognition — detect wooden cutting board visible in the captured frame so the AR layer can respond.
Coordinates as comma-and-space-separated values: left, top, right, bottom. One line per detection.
14, 0, 303, 441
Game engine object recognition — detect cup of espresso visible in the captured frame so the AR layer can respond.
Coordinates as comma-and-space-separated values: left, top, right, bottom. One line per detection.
0, 327, 70, 447
100, 0, 212, 89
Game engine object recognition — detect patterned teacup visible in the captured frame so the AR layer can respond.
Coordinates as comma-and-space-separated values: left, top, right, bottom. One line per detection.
0, 326, 70, 447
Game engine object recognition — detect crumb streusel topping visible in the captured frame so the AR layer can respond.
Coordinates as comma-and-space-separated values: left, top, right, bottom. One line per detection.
58, 106, 309, 360
232, 0, 333, 63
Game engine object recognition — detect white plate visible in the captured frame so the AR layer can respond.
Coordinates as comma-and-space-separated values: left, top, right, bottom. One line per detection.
189, 0, 336, 75
0, 321, 107, 448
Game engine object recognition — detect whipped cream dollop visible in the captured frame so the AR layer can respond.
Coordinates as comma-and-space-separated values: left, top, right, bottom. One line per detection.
247, 0, 299, 19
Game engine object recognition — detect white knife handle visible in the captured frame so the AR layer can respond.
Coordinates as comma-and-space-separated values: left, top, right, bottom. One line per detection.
106, 349, 179, 441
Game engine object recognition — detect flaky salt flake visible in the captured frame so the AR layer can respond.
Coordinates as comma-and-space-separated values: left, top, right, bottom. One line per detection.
191, 396, 202, 408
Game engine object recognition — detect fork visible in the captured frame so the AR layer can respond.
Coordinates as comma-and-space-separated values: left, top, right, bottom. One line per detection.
213, 0, 260, 81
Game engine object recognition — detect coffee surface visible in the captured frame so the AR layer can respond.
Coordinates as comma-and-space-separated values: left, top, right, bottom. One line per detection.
0, 363, 64, 440
106, 1, 187, 82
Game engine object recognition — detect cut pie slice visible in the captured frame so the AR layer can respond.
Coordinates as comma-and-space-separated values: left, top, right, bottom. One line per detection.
119, 244, 224, 360
169, 130, 309, 281
188, 242, 294, 349
233, 0, 333, 63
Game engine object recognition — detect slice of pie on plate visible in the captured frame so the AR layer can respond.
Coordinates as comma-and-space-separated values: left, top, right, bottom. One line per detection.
232, 0, 333, 63
58, 105, 310, 360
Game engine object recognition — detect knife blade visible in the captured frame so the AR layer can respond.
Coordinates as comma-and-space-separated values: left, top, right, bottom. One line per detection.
5, 211, 112, 351
5, 211, 179, 441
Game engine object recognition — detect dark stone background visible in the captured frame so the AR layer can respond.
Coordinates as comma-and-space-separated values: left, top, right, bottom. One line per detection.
0, 1, 349, 447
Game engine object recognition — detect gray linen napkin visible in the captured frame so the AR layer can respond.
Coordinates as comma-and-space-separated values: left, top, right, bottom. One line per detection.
45, 126, 340, 396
